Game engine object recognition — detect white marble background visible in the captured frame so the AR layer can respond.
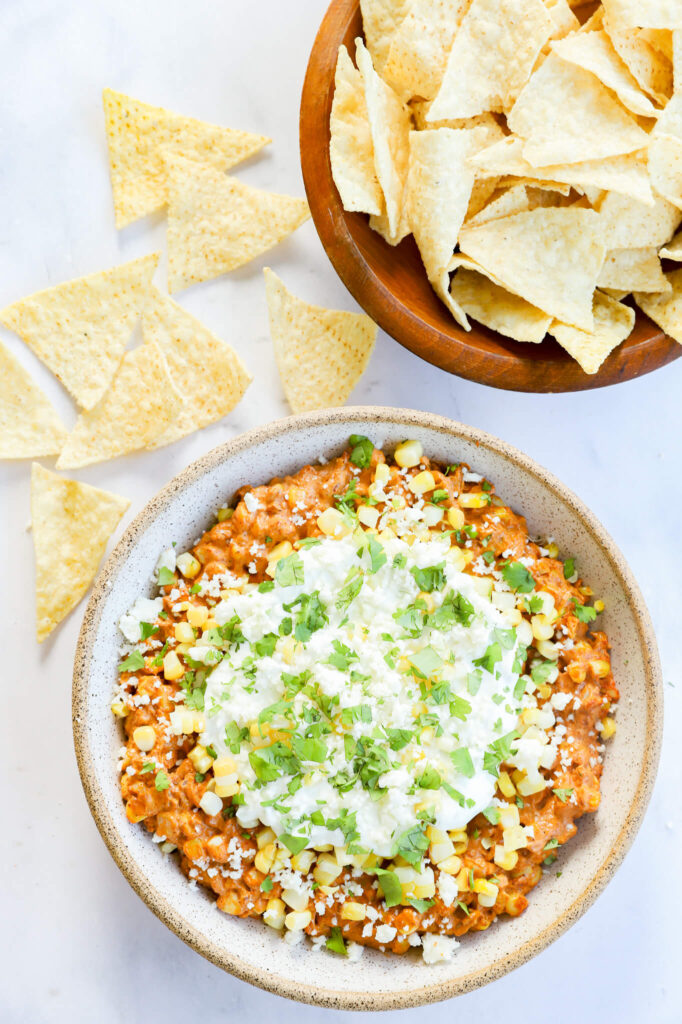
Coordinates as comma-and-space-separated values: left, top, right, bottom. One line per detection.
1, 1, 680, 1021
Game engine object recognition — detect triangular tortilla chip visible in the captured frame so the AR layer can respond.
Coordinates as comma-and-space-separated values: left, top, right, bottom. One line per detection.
141, 287, 251, 448
649, 132, 682, 207
597, 191, 682, 248
380, 0, 472, 102
598, 247, 671, 291
427, 0, 554, 121
330, 46, 383, 215
411, 105, 506, 143
605, 19, 674, 104
602, 0, 682, 31
360, 0, 412, 72
0, 253, 159, 410
450, 266, 552, 342
165, 155, 310, 292
545, 0, 580, 39
466, 185, 532, 227
57, 342, 180, 469
31, 463, 129, 641
355, 38, 411, 238
458, 207, 605, 329
635, 267, 682, 342
551, 30, 658, 116
508, 54, 649, 166
0, 343, 67, 458
264, 268, 377, 413
656, 91, 682, 140
549, 291, 635, 372
660, 229, 682, 259
102, 89, 270, 228
674, 28, 682, 85
470, 135, 654, 204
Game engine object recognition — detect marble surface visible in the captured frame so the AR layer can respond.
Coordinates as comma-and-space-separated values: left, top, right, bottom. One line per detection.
1, 1, 680, 1021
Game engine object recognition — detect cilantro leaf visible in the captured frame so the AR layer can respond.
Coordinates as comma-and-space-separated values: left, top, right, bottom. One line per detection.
118, 650, 145, 673
254, 633, 278, 657
394, 823, 430, 866
279, 833, 309, 855
292, 735, 328, 763
410, 563, 446, 593
473, 641, 502, 674
450, 747, 475, 778
139, 621, 159, 641
572, 599, 597, 623
417, 766, 441, 789
385, 727, 413, 751
336, 567, 364, 611
407, 898, 435, 913
563, 557, 576, 580
553, 788, 574, 803
409, 645, 443, 678
275, 553, 304, 588
367, 537, 387, 574
326, 926, 348, 955
373, 868, 402, 907
157, 566, 175, 586
501, 561, 535, 593
154, 770, 169, 792
348, 434, 374, 469
260, 875, 273, 892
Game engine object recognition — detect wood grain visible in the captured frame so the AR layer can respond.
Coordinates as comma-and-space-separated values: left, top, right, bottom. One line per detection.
299, 0, 681, 393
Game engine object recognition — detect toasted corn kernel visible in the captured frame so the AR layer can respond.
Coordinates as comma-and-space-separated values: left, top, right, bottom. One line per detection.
531, 614, 554, 641
254, 844, 276, 874
291, 850, 316, 873
176, 552, 201, 578
474, 879, 499, 907
263, 898, 286, 930
394, 440, 423, 468
133, 725, 155, 752
436, 855, 462, 876
590, 659, 610, 678
599, 717, 617, 739
187, 744, 214, 774
213, 756, 238, 778
503, 825, 528, 852
184, 838, 204, 861
341, 901, 366, 921
285, 910, 312, 931
594, 599, 605, 613
547, 542, 559, 558
459, 492, 488, 509
163, 650, 184, 681
111, 700, 129, 718
536, 639, 559, 660
568, 663, 587, 683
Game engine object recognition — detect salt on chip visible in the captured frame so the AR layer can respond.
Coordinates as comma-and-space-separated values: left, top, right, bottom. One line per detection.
355, 38, 411, 238
551, 30, 658, 116
605, 20, 674, 104
469, 135, 653, 205
660, 229, 682, 259
330, 46, 383, 216
597, 191, 682, 248
458, 207, 605, 330
597, 247, 671, 292
165, 155, 310, 292
56, 342, 180, 470
508, 53, 649, 166
360, 0, 412, 72
648, 133, 682, 208
427, 0, 554, 122
102, 89, 270, 229
0, 343, 67, 459
602, 0, 682, 31
0, 253, 159, 411
264, 269, 377, 414
635, 267, 682, 343
31, 463, 129, 642
549, 291, 635, 373
380, 0, 472, 102
450, 266, 552, 342
141, 288, 252, 449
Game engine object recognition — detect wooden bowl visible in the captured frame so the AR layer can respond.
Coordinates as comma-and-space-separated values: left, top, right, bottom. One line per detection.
299, 0, 681, 393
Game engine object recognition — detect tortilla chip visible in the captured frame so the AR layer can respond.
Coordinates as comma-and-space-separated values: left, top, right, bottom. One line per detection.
674, 28, 682, 85
578, 7, 605, 33
380, 0, 472, 101
597, 191, 682, 248
602, 1, 682, 31
410, 105, 505, 142
549, 291, 635, 372
605, 20, 674, 103
470, 135, 653, 204
56, 342, 180, 469
355, 38, 411, 238
597, 247, 671, 291
544, 0, 581, 39
466, 177, 504, 221
165, 155, 310, 292
551, 30, 657, 116
264, 269, 377, 413
648, 132, 682, 207
360, 0, 412, 72
458, 207, 605, 329
634, 267, 682, 342
660, 229, 682, 259
466, 185, 532, 227
330, 46, 383, 216
601, 289, 630, 300
31, 463, 129, 642
102, 89, 270, 229
141, 288, 252, 449
368, 209, 411, 246
428, 0, 554, 121
0, 253, 159, 410
657, 91, 682, 141
450, 266, 552, 342
0, 343, 67, 459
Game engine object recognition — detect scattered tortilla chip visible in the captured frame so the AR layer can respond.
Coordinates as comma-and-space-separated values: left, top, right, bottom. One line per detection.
360, 0, 412, 72
264, 269, 377, 413
470, 135, 654, 204
552, 30, 658, 116
368, 209, 411, 246
459, 207, 605, 329
601, 289, 630, 300
544, 0, 581, 39
330, 47, 383, 216
660, 229, 682, 259
602, 1, 682, 31
428, 0, 554, 121
0, 253, 159, 410
165, 155, 310, 292
634, 267, 682, 342
102, 89, 270, 229
410, 106, 505, 143
656, 91, 682, 140
56, 342, 180, 469
0, 343, 67, 459
597, 247, 671, 291
355, 38, 411, 238
597, 191, 682, 248
648, 132, 682, 207
466, 184, 532, 227
380, 0, 472, 101
141, 288, 252, 449
465, 177, 504, 222
549, 291, 635, 372
31, 463, 129, 642
450, 266, 552, 342
605, 20, 674, 104
509, 54, 649, 166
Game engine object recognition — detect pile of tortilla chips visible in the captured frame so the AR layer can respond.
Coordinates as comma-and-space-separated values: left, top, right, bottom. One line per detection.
330, 0, 682, 373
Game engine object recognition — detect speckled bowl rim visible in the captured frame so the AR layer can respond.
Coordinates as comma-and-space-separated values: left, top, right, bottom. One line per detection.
73, 407, 663, 1011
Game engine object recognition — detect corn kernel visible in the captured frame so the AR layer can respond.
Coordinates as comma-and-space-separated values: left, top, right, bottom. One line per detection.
282, 888, 309, 912
590, 659, 610, 678
459, 492, 488, 509
163, 650, 184, 681
285, 910, 312, 931
176, 552, 201, 578
256, 827, 276, 849
357, 505, 380, 528
599, 717, 617, 739
517, 774, 547, 797
568, 663, 587, 683
111, 700, 129, 718
429, 836, 455, 865
447, 506, 465, 529
174, 621, 195, 643
199, 791, 223, 816
265, 541, 293, 577
497, 772, 516, 798
214, 778, 239, 798
536, 639, 559, 660
254, 844, 276, 874
341, 901, 366, 921
263, 898, 286, 930
334, 847, 355, 867
423, 505, 443, 526
213, 756, 238, 778
187, 744, 214, 774
133, 725, 155, 752
313, 854, 343, 886
538, 684, 552, 699
547, 542, 559, 558
216, 507, 233, 523
494, 846, 519, 871
594, 599, 605, 613
531, 614, 554, 641
503, 825, 528, 852
317, 507, 352, 538
187, 605, 209, 629
474, 879, 499, 907
184, 838, 204, 861
408, 470, 436, 495
291, 850, 316, 873
394, 440, 423, 468
436, 854, 462, 875
499, 804, 520, 829
374, 462, 390, 485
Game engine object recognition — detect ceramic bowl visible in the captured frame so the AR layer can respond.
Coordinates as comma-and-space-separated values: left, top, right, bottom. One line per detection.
73, 407, 662, 1010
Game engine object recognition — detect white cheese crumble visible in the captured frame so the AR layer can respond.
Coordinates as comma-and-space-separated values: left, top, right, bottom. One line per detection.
421, 933, 459, 964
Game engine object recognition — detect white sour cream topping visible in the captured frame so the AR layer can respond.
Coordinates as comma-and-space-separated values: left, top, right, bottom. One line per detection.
199, 531, 528, 858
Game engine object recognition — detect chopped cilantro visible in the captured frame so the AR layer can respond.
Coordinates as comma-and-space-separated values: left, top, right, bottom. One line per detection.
417, 766, 441, 789
482, 806, 501, 825
336, 567, 364, 611
224, 721, 249, 754
410, 563, 446, 593
408, 898, 435, 913
373, 868, 402, 907
348, 434, 374, 468
409, 645, 443, 678
451, 747, 475, 778
367, 537, 387, 574
571, 599, 597, 623
157, 566, 175, 586
140, 762, 154, 774
118, 650, 145, 673
553, 788, 574, 803
483, 731, 518, 776
501, 561, 535, 593
254, 633, 278, 657
154, 770, 169, 792
260, 875, 273, 892
385, 727, 413, 751
275, 552, 304, 587
473, 641, 502, 674
563, 557, 576, 580
279, 833, 309, 855
139, 621, 158, 641
326, 926, 348, 956
327, 639, 358, 672
394, 823, 430, 866
258, 580, 275, 593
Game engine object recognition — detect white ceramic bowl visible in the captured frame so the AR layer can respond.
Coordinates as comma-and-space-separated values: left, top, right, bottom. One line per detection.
73, 407, 662, 1010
